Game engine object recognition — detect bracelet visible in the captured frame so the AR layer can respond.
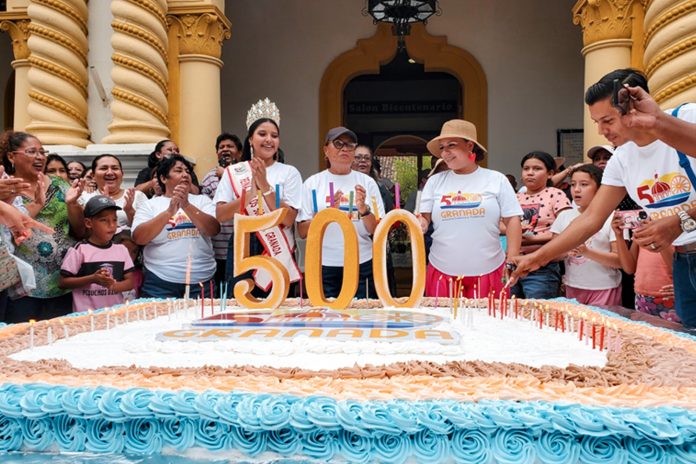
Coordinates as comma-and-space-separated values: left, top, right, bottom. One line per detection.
359, 206, 372, 218
262, 187, 274, 196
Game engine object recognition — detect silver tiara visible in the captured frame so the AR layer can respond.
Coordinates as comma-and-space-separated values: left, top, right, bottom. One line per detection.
246, 98, 280, 130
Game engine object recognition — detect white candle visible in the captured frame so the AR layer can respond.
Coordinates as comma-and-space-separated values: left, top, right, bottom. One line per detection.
89, 310, 95, 332
125, 307, 129, 324
60, 320, 68, 339
46, 326, 53, 345
106, 312, 110, 330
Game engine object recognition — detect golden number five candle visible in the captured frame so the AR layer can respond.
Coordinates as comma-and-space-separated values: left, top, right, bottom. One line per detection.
233, 209, 290, 309
305, 208, 359, 309
373, 210, 426, 307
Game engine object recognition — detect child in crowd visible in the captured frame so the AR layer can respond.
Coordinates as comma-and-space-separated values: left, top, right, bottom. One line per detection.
611, 212, 678, 322
512, 151, 571, 299
59, 196, 134, 312
113, 230, 143, 301
551, 165, 622, 306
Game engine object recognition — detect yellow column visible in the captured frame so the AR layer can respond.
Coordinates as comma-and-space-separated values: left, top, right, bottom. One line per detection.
0, 16, 30, 131
25, 0, 90, 146
167, 5, 230, 176
103, 0, 170, 143
643, 0, 696, 109
573, 0, 647, 156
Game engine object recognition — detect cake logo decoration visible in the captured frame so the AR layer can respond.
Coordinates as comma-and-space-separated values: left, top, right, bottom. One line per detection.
156, 308, 460, 344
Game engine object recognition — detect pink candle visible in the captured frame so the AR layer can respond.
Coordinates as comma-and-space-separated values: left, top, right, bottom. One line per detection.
329, 182, 335, 207
209, 280, 214, 315
394, 183, 400, 209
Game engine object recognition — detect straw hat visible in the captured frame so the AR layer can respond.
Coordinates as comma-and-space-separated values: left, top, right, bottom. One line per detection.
427, 119, 487, 158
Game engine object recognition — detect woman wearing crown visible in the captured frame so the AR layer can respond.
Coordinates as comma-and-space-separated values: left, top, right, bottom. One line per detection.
214, 99, 303, 296
418, 119, 523, 299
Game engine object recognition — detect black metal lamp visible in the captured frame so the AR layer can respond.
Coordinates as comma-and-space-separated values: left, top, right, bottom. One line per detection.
364, 0, 440, 49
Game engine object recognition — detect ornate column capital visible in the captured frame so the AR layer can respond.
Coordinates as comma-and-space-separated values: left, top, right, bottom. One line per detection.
573, 0, 648, 46
0, 14, 31, 60
167, 5, 231, 58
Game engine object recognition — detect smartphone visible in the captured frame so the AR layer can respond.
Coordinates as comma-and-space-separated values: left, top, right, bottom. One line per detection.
612, 74, 637, 115
219, 158, 229, 168
615, 210, 648, 230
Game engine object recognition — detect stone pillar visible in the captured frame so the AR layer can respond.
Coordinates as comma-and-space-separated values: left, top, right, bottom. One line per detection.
103, 0, 170, 143
643, 0, 696, 109
168, 6, 230, 176
25, 0, 90, 146
573, 0, 647, 156
0, 16, 30, 131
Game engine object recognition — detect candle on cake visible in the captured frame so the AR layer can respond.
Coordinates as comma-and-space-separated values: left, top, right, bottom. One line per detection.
275, 184, 281, 209
312, 189, 318, 214
29, 319, 35, 349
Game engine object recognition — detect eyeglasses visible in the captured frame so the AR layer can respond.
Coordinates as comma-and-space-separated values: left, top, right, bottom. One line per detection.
354, 155, 371, 162
14, 149, 48, 158
332, 139, 357, 151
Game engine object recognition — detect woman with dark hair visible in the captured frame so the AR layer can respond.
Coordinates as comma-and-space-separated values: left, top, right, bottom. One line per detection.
44, 154, 69, 182
79, 154, 147, 230
132, 155, 219, 298
67, 160, 86, 180
215, 101, 303, 296
512, 150, 571, 299
418, 120, 522, 299
134, 140, 201, 196
0, 130, 85, 322
352, 144, 394, 212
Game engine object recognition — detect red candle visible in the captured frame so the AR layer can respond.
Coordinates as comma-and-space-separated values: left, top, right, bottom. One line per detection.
539, 310, 543, 329
592, 325, 596, 350
599, 325, 605, 351
239, 188, 246, 215
199, 282, 205, 318
560, 313, 565, 332
514, 297, 519, 319
554, 312, 559, 331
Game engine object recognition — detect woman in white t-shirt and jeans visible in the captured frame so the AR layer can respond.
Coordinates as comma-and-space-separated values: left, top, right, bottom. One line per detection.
297, 127, 385, 299
418, 120, 522, 299
550, 164, 622, 306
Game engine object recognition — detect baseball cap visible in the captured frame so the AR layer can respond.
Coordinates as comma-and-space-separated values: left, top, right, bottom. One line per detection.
325, 126, 357, 144
84, 195, 122, 218
587, 145, 615, 160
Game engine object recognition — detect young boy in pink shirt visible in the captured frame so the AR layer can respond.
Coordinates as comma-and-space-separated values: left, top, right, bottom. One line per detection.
59, 195, 134, 312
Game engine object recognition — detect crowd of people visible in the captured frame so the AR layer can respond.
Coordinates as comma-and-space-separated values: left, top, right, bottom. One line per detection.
0, 68, 694, 330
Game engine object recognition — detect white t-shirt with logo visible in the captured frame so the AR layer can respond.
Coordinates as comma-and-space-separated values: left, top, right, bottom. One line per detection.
132, 194, 217, 283
602, 103, 696, 247
298, 170, 385, 266
213, 161, 303, 246
551, 208, 621, 290
419, 167, 522, 276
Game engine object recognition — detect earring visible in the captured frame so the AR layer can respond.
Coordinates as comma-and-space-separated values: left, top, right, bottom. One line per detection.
250, 146, 254, 159
468, 153, 476, 162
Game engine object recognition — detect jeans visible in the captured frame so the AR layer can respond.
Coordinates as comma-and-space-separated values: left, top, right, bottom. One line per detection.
511, 262, 561, 300
673, 252, 696, 328
322, 260, 377, 299
5, 293, 72, 323
141, 268, 211, 299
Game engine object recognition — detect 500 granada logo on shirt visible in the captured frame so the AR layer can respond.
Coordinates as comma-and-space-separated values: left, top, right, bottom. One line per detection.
439, 192, 485, 219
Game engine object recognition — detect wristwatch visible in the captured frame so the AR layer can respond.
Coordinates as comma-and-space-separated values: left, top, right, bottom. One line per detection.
678, 210, 696, 233
359, 206, 372, 217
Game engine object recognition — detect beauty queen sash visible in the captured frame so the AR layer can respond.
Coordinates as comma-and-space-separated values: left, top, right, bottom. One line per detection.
227, 162, 301, 291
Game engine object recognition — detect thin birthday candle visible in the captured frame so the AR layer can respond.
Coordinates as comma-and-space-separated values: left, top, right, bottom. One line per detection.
209, 280, 214, 314
199, 283, 204, 318
299, 274, 304, 308
599, 325, 605, 351
257, 190, 264, 214
349, 191, 354, 217
275, 184, 280, 209
394, 183, 401, 209
329, 182, 335, 207
371, 196, 380, 220
239, 188, 246, 215
312, 189, 319, 214
435, 275, 442, 307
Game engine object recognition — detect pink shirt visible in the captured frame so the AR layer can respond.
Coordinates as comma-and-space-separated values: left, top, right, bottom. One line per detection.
635, 248, 672, 295
61, 241, 134, 312
517, 187, 571, 253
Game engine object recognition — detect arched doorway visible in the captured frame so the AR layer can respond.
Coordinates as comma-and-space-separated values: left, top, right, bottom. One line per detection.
318, 23, 487, 169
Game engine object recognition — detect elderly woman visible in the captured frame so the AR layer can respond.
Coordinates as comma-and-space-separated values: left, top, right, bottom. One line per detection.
418, 119, 522, 298
215, 103, 303, 296
132, 155, 219, 298
0, 130, 84, 321
297, 127, 385, 299
79, 154, 147, 231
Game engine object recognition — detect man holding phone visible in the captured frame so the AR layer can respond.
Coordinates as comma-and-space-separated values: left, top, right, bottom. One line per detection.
511, 68, 696, 329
